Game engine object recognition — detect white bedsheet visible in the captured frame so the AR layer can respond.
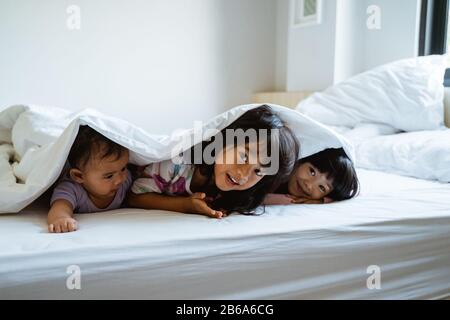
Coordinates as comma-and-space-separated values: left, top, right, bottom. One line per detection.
1, 168, 449, 300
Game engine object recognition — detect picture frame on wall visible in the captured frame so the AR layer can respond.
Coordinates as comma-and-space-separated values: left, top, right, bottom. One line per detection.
292, 0, 323, 28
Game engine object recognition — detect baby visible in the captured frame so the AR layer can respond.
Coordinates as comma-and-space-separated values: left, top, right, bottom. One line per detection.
48, 126, 131, 233
264, 148, 359, 205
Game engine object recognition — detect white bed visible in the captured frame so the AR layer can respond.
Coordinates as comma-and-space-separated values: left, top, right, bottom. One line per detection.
1, 168, 449, 300
1, 56, 449, 300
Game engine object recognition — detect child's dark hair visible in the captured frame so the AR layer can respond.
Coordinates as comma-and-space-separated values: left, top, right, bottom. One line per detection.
68, 125, 127, 169
297, 148, 359, 201
192, 105, 300, 214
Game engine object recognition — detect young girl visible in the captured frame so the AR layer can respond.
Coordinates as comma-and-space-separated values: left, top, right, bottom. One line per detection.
264, 148, 359, 206
128, 105, 300, 218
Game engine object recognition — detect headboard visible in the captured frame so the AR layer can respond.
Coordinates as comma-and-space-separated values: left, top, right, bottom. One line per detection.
253, 90, 450, 128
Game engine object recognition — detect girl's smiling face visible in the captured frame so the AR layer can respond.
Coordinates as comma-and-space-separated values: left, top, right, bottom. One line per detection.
287, 162, 333, 200
214, 142, 265, 192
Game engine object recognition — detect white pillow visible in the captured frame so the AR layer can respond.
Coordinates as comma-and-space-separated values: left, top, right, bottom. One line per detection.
355, 129, 450, 183
296, 55, 447, 131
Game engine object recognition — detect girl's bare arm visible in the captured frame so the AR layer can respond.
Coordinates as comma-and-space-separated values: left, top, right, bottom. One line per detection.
126, 192, 224, 218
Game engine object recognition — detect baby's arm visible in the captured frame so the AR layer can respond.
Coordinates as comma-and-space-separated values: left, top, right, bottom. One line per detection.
47, 199, 78, 233
126, 192, 224, 219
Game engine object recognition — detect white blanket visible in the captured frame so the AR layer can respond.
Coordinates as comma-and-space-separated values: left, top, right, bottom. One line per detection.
312, 121, 450, 184
354, 128, 450, 183
0, 104, 353, 213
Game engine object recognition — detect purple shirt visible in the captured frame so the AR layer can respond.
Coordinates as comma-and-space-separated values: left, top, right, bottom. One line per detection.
50, 170, 133, 213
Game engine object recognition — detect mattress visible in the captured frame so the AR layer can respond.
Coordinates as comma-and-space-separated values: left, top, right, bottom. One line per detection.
1, 168, 449, 299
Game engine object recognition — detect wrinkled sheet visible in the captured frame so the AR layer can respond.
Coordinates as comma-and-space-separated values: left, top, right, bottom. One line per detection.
1, 169, 449, 299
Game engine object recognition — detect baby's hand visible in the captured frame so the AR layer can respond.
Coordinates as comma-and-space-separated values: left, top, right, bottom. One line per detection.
188, 193, 225, 219
48, 217, 78, 233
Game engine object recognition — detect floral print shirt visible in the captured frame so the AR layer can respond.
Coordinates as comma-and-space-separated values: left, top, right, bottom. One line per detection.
131, 159, 195, 196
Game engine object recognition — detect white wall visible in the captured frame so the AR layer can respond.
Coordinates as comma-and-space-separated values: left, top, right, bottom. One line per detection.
334, 0, 364, 83
0, 0, 424, 128
281, 0, 422, 91
362, 0, 421, 71
275, 0, 290, 91
0, 0, 276, 134
286, 0, 338, 91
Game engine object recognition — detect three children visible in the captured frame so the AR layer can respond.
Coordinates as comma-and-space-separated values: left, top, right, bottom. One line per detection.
48, 106, 359, 233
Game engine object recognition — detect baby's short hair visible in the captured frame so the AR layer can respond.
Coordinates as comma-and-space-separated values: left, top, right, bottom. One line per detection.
68, 125, 127, 169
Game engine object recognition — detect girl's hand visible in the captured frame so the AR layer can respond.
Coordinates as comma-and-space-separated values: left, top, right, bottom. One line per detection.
188, 193, 225, 219
263, 193, 296, 205
291, 196, 333, 204
48, 217, 78, 233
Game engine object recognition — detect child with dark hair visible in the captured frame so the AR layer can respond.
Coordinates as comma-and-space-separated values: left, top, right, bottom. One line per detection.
264, 148, 359, 205
128, 105, 300, 217
48, 126, 131, 233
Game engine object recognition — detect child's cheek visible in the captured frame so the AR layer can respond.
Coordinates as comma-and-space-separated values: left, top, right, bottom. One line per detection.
215, 173, 225, 190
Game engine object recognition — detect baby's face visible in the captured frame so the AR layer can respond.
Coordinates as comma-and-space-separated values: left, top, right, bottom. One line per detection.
287, 162, 333, 200
81, 149, 130, 199
214, 142, 265, 192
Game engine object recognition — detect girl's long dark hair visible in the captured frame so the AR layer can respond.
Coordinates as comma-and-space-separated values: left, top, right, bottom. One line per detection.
289, 148, 359, 201
190, 105, 299, 214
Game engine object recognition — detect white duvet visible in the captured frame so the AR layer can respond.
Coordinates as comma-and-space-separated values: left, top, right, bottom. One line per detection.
0, 104, 353, 213
324, 124, 450, 183
354, 128, 450, 183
